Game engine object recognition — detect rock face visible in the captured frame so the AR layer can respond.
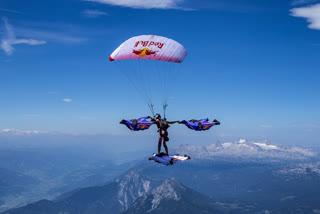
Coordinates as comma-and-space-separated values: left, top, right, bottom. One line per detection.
116, 170, 151, 210
2, 170, 152, 214
121, 178, 230, 214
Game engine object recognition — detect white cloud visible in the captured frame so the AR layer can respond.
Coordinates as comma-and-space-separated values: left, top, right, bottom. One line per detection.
0, 17, 46, 55
16, 28, 86, 44
1, 128, 47, 135
83, 9, 108, 18
85, 0, 185, 9
62, 98, 72, 103
0, 128, 103, 136
0, 8, 21, 14
13, 39, 46, 45
290, 3, 320, 30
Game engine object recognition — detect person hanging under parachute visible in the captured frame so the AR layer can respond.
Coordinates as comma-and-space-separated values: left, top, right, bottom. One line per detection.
179, 118, 221, 131
149, 114, 179, 155
119, 116, 155, 131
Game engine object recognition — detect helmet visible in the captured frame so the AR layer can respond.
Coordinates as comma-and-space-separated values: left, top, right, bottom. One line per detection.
155, 114, 161, 119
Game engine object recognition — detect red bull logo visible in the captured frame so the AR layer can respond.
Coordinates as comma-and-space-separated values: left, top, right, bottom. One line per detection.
132, 40, 164, 57
134, 41, 164, 49
132, 48, 158, 57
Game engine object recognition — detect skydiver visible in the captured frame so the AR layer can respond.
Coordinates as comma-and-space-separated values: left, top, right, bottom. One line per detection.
148, 114, 179, 155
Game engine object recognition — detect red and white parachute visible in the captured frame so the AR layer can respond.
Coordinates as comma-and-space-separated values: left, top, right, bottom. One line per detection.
109, 35, 187, 63
109, 35, 187, 116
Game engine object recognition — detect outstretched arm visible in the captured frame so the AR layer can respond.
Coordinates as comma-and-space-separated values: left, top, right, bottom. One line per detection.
167, 121, 180, 124
147, 116, 156, 122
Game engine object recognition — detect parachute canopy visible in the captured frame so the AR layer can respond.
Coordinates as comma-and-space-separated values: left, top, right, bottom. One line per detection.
109, 35, 187, 116
109, 35, 187, 63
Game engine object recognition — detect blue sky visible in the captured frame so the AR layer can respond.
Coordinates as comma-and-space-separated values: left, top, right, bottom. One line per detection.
0, 0, 320, 145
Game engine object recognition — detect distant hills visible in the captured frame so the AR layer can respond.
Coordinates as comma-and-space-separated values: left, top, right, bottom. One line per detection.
0, 168, 38, 211
0, 150, 136, 212
2, 171, 153, 214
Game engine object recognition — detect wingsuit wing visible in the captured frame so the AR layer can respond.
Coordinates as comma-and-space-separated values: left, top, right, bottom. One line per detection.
180, 119, 219, 131
201, 120, 219, 130
120, 116, 155, 131
180, 120, 200, 131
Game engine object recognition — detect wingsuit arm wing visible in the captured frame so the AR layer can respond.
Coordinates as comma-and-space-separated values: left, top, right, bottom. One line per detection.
179, 119, 220, 131
179, 120, 197, 130
120, 116, 155, 131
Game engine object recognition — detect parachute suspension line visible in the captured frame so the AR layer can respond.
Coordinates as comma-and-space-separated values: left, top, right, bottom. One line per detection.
148, 103, 155, 117
117, 61, 153, 112
138, 61, 153, 105
163, 104, 168, 119
160, 62, 183, 108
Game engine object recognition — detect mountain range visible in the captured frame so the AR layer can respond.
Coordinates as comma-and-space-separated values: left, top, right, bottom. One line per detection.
3, 171, 252, 214
173, 139, 316, 162
121, 178, 250, 214
2, 171, 153, 214
2, 139, 320, 214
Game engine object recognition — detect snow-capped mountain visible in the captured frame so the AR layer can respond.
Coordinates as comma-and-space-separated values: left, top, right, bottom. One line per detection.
174, 139, 316, 162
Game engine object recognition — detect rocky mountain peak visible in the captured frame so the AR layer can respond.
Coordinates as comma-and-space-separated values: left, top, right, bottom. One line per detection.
149, 178, 185, 210
116, 170, 151, 210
